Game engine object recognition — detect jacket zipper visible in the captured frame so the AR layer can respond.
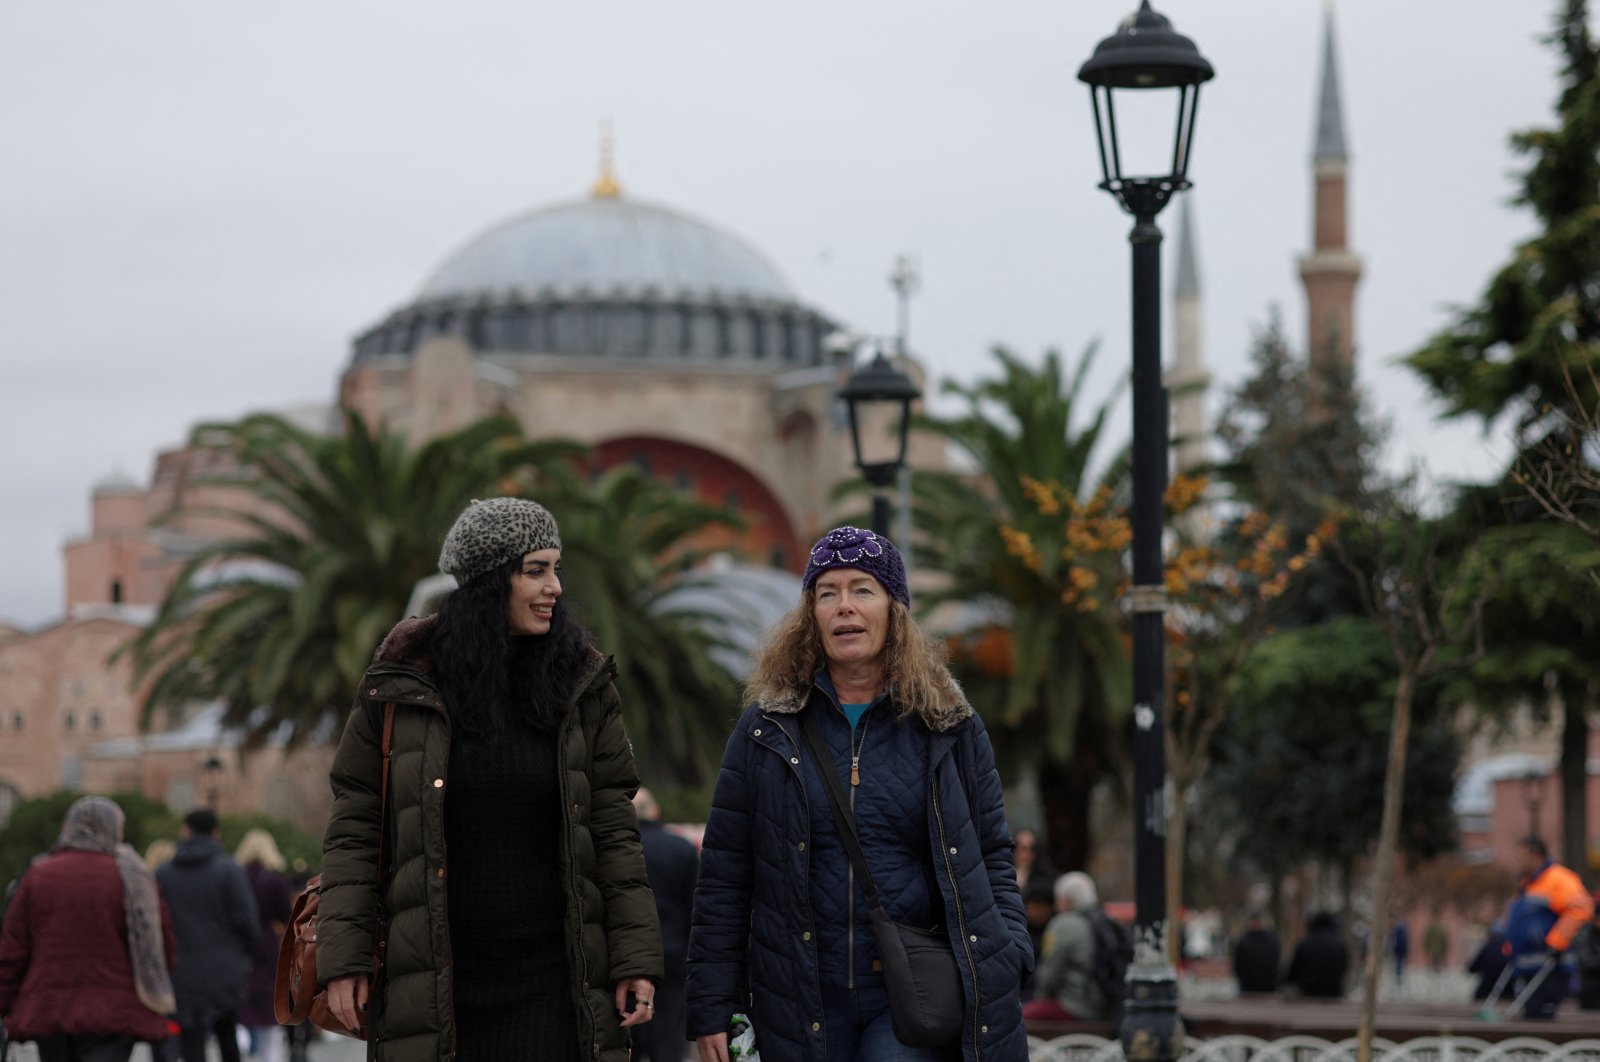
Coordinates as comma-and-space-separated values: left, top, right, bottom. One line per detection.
931, 772, 981, 1059
559, 711, 601, 1053
768, 715, 830, 1059
845, 710, 871, 990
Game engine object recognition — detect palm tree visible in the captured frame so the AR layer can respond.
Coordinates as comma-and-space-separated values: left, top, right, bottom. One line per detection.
912, 346, 1131, 873
123, 409, 583, 745
552, 466, 747, 788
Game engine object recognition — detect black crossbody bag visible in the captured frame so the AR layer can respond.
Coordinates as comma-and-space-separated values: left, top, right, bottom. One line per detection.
798, 709, 964, 1048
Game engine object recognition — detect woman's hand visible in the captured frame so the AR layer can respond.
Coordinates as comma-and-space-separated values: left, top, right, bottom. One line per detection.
695, 1033, 730, 1062
325, 974, 369, 1034
615, 977, 655, 1028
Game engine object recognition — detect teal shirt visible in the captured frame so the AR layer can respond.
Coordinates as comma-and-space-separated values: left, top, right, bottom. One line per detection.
840, 702, 872, 730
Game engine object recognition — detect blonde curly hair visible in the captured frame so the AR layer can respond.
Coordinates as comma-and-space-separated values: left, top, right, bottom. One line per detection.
745, 592, 963, 720
234, 827, 287, 871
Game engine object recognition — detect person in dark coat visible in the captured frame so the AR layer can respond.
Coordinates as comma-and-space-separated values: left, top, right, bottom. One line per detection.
1020, 877, 1056, 999
234, 829, 294, 1062
688, 527, 1031, 1062
1388, 920, 1410, 985
156, 808, 258, 1062
0, 796, 178, 1062
632, 788, 699, 1062
1574, 898, 1600, 1011
1467, 921, 1510, 1001
318, 497, 663, 1062
1231, 912, 1281, 995
1283, 911, 1348, 999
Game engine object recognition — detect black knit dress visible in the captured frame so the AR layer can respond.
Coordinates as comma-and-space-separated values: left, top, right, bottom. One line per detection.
445, 718, 577, 1062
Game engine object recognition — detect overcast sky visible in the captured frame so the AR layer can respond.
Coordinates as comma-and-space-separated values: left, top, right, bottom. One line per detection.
0, 1, 1576, 627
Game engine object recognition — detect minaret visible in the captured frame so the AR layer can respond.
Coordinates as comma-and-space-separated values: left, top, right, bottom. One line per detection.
1298, 3, 1363, 373
1168, 197, 1209, 477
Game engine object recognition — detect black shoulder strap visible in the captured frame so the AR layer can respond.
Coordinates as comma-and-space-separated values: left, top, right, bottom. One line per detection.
798, 708, 881, 907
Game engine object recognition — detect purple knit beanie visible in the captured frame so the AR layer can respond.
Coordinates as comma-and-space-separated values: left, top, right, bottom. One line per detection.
801, 526, 910, 606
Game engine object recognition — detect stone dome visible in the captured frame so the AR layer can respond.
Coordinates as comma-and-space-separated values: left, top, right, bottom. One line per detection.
419, 197, 796, 304
351, 180, 836, 368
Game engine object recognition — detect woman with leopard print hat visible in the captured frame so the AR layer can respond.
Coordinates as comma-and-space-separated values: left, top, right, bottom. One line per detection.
317, 497, 663, 1062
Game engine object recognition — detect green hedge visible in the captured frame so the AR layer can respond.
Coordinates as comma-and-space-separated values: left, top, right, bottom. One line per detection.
1, 790, 321, 910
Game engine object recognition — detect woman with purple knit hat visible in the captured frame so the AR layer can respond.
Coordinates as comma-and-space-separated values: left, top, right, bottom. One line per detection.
687, 527, 1031, 1062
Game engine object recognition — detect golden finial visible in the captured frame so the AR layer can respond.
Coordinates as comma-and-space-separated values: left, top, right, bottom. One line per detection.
592, 119, 622, 199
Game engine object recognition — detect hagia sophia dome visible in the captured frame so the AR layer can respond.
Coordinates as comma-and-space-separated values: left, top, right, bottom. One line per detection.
419, 197, 796, 305
350, 165, 837, 367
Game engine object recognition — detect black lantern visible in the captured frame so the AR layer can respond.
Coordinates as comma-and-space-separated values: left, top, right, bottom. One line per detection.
1078, 0, 1214, 220
198, 754, 225, 810
838, 348, 921, 535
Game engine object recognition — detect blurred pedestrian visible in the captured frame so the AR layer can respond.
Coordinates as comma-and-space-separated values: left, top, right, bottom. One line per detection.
234, 829, 293, 1062
631, 788, 698, 1062
1422, 909, 1449, 973
1021, 876, 1056, 998
1231, 912, 1280, 995
1466, 921, 1509, 1001
688, 526, 1031, 1061
1023, 872, 1109, 1023
318, 496, 662, 1061
1012, 829, 1053, 899
1388, 919, 1409, 985
1504, 836, 1593, 1019
143, 840, 177, 871
1574, 895, 1600, 1011
0, 796, 177, 1062
1283, 911, 1348, 999
156, 808, 258, 1062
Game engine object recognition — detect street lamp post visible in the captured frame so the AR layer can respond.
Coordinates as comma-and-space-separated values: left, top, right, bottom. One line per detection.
1520, 770, 1544, 842
198, 755, 225, 811
838, 346, 922, 536
1078, 5, 1213, 1061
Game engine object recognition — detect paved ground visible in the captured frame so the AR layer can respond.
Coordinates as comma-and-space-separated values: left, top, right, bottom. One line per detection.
0, 972, 1506, 1062
6, 1032, 697, 1062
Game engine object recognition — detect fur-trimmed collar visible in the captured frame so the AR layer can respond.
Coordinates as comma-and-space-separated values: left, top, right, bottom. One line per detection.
757, 667, 973, 733
373, 614, 438, 670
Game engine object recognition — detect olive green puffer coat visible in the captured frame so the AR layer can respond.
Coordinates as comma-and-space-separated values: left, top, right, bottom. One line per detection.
317, 617, 664, 1062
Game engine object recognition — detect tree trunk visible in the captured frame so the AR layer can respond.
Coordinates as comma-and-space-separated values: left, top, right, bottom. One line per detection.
1561, 690, 1591, 885
1356, 667, 1417, 1062
1039, 752, 1098, 873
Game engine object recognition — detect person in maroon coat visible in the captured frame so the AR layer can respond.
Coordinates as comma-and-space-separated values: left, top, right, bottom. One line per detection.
0, 796, 178, 1062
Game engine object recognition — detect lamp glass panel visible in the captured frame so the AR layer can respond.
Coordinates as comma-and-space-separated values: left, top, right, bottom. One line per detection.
1103, 86, 1186, 182
850, 399, 910, 470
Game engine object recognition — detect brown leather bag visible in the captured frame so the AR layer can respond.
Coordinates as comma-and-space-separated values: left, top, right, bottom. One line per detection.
274, 704, 395, 1039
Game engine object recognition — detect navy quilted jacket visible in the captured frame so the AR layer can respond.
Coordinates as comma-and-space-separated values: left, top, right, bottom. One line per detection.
687, 672, 1032, 1061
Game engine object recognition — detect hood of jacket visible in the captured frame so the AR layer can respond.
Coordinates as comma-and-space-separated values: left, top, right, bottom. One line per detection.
755, 664, 973, 732
172, 835, 224, 868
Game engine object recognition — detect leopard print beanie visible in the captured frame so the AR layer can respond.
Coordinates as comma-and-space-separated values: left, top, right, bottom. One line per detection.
439, 497, 562, 586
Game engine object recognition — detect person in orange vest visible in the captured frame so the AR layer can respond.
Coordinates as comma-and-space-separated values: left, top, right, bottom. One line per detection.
1505, 836, 1595, 1019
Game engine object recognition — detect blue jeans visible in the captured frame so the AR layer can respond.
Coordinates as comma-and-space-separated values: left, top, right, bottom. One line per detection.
820, 983, 957, 1062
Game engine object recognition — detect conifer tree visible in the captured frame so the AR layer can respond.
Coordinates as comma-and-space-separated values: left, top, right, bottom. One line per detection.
1407, 0, 1600, 874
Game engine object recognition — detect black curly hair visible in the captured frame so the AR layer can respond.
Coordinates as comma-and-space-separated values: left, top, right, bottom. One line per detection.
428, 554, 595, 741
